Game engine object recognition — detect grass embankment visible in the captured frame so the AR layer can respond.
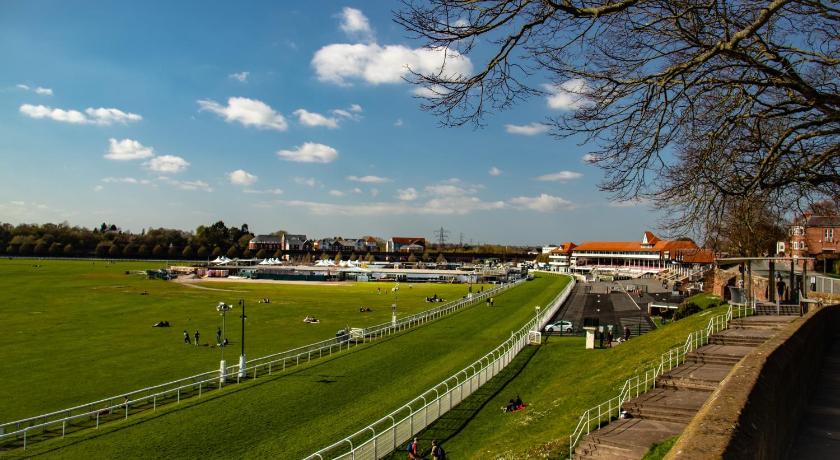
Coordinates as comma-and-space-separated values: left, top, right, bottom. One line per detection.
0, 259, 488, 420
10, 273, 570, 459
409, 302, 729, 459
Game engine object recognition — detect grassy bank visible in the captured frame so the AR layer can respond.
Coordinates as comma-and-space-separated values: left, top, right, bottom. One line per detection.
410, 303, 729, 459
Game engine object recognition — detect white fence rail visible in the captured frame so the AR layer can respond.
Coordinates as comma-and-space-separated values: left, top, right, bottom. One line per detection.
0, 280, 524, 450
568, 303, 755, 458
304, 277, 576, 460
812, 274, 840, 297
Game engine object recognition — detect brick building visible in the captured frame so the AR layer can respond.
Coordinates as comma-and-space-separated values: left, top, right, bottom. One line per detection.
778, 214, 840, 270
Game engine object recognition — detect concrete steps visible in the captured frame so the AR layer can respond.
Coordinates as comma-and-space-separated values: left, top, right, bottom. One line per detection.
657, 363, 732, 392
622, 388, 711, 424
686, 344, 753, 366
620, 316, 654, 337
573, 315, 789, 459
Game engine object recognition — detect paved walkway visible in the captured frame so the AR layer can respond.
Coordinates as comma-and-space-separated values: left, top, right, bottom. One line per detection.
790, 335, 840, 458
574, 315, 796, 459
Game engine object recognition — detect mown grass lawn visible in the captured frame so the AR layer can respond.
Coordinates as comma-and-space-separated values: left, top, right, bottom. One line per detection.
0, 259, 491, 421
414, 303, 729, 459
6, 267, 569, 459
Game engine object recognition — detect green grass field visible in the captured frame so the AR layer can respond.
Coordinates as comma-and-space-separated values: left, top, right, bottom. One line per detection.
403, 302, 729, 459
2, 260, 569, 458
0, 259, 493, 421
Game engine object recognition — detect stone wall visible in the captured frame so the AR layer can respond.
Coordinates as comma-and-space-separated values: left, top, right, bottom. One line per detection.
666, 305, 840, 460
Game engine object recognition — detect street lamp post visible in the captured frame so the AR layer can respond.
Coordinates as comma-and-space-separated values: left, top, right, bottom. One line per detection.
535, 305, 541, 330
391, 283, 399, 325
238, 299, 246, 378
216, 301, 232, 384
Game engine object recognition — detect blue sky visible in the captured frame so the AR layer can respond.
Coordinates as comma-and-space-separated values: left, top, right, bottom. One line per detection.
0, 1, 660, 245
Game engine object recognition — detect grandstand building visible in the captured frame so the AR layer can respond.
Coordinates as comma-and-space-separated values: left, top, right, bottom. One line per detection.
569, 231, 709, 277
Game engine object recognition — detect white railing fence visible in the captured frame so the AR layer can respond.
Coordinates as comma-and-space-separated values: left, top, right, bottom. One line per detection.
812, 274, 840, 297
304, 277, 576, 460
0, 280, 524, 451
568, 302, 756, 458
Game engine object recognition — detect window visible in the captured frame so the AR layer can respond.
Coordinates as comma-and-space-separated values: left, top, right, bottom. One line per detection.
826, 228, 834, 242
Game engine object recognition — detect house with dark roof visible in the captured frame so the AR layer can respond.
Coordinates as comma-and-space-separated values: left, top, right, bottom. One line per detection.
282, 234, 307, 251
780, 214, 840, 268
248, 235, 282, 251
548, 241, 577, 273
386, 237, 426, 253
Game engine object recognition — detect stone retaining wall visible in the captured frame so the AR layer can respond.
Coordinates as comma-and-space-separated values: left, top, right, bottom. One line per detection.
665, 304, 840, 460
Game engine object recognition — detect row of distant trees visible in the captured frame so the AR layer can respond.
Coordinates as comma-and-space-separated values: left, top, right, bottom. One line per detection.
0, 221, 258, 260
0, 220, 534, 261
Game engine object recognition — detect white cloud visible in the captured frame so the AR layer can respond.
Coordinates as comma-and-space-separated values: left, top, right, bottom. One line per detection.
347, 175, 391, 184
294, 177, 318, 187
312, 44, 472, 86
505, 122, 549, 136
276, 195, 505, 216
509, 194, 574, 212
350, 104, 363, 113
338, 7, 374, 42
424, 180, 482, 197
244, 188, 283, 195
93, 185, 104, 192
228, 169, 258, 186
370, 188, 380, 197
293, 109, 339, 128
229, 71, 249, 82
352, 187, 363, 194
19, 104, 141, 125
277, 142, 338, 163
397, 187, 418, 201
329, 189, 346, 197
394, 118, 404, 127
146, 155, 189, 174
544, 79, 594, 110
412, 84, 450, 98
536, 171, 583, 181
332, 105, 363, 121
16, 84, 53, 96
582, 153, 598, 163
197, 97, 287, 131
489, 166, 502, 176
102, 177, 152, 185
104, 138, 155, 161
159, 177, 213, 192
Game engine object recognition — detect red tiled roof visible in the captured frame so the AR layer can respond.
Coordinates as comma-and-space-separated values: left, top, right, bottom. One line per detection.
675, 248, 715, 264
391, 237, 425, 245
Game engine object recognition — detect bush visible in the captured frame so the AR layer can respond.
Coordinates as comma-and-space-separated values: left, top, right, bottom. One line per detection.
673, 301, 702, 320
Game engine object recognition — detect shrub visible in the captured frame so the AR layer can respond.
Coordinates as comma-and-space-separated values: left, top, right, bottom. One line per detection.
674, 301, 702, 320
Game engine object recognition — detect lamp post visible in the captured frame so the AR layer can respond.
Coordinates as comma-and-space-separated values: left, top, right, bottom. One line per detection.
535, 305, 541, 331
238, 299, 247, 378
391, 283, 399, 325
216, 301, 232, 384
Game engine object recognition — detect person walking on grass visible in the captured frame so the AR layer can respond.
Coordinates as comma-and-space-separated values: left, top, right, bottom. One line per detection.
407, 437, 419, 459
194, 330, 200, 346
431, 440, 446, 460
183, 330, 190, 345
216, 327, 222, 346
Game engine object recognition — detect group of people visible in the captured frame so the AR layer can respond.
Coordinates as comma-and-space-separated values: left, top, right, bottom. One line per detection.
182, 327, 227, 346
153, 320, 170, 328
303, 315, 320, 323
425, 294, 444, 303
406, 437, 446, 460
503, 395, 525, 413
358, 306, 372, 312
258, 297, 271, 304
485, 297, 495, 307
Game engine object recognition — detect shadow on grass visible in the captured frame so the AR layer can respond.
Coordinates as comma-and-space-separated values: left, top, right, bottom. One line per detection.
381, 343, 542, 460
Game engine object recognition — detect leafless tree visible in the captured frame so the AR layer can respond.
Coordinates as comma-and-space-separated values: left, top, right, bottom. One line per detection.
396, 0, 839, 238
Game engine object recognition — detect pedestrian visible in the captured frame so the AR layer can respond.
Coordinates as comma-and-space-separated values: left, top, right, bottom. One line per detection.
599, 330, 604, 348
490, 297, 495, 306
624, 326, 631, 341
183, 330, 191, 345
407, 437, 419, 459
216, 327, 222, 346
607, 329, 613, 348
431, 440, 446, 460
194, 330, 200, 346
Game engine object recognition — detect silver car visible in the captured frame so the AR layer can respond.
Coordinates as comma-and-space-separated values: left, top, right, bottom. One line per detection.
545, 320, 573, 333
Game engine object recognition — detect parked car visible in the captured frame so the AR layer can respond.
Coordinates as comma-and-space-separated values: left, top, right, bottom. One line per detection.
545, 320, 573, 333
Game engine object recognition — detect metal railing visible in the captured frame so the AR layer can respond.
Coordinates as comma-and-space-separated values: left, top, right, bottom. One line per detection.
0, 280, 525, 450
812, 274, 840, 298
569, 302, 755, 458
304, 277, 576, 460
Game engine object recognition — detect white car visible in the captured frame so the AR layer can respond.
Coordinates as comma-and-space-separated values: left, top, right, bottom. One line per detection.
545, 320, 573, 333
